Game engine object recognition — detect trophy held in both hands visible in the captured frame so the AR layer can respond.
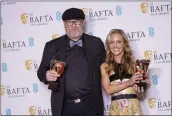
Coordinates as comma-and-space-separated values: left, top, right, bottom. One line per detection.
136, 59, 150, 91
48, 59, 66, 91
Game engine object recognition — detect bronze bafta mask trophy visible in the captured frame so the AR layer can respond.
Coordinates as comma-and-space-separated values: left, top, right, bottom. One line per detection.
48, 59, 66, 91
136, 59, 150, 91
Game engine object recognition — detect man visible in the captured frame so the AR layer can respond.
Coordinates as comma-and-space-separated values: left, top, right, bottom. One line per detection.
37, 8, 106, 116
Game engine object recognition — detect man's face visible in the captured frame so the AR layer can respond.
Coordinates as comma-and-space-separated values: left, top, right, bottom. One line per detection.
64, 19, 84, 41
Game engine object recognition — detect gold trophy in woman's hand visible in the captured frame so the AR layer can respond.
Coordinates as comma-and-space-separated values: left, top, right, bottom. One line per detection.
136, 59, 150, 91
48, 59, 66, 91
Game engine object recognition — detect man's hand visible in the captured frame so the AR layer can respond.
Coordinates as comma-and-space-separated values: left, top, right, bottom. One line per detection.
46, 70, 60, 81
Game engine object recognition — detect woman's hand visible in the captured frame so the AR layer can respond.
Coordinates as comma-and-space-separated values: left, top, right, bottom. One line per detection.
128, 72, 143, 86
133, 84, 144, 93
133, 77, 151, 93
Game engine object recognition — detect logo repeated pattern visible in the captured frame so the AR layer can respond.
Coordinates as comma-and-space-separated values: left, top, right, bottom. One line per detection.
1, 2, 171, 115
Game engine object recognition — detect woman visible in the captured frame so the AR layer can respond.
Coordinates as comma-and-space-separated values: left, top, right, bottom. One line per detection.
101, 29, 150, 115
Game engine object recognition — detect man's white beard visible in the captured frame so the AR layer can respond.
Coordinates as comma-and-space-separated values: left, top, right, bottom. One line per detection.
67, 30, 83, 41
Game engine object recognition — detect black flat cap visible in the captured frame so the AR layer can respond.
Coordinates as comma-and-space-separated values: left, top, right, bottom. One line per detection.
62, 8, 85, 21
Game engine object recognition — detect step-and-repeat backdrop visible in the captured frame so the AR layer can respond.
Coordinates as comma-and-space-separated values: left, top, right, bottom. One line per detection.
1, 1, 171, 115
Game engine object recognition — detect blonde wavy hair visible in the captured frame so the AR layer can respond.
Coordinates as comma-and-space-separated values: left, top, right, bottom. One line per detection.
105, 29, 136, 74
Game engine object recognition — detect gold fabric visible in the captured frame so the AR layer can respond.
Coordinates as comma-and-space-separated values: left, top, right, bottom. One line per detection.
109, 79, 143, 115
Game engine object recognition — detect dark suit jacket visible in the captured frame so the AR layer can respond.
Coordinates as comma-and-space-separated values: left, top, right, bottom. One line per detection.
37, 33, 106, 116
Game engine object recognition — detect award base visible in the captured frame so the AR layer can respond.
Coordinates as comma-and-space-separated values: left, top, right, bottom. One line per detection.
48, 59, 66, 91
137, 81, 147, 91
136, 59, 150, 91
48, 81, 59, 91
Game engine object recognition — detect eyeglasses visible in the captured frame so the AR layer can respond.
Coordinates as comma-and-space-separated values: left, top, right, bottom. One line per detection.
65, 20, 83, 26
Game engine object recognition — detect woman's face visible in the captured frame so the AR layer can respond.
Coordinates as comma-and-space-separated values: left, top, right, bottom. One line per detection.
109, 33, 124, 57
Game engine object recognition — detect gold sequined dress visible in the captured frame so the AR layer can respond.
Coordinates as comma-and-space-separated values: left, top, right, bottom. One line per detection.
109, 64, 142, 115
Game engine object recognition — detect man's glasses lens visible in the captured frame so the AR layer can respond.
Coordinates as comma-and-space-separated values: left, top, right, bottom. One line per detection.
66, 20, 82, 26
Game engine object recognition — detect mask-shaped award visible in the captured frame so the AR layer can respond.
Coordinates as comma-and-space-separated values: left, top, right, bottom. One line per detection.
136, 59, 150, 91
48, 59, 66, 91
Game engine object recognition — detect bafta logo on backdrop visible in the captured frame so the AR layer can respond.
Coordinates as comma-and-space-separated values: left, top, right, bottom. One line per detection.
81, 8, 88, 15
25, 60, 32, 70
144, 50, 152, 60
1, 85, 6, 96
140, 3, 149, 13
20, 13, 28, 24
148, 98, 156, 109
141, 2, 171, 16
29, 106, 37, 116
25, 60, 39, 71
52, 34, 60, 40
